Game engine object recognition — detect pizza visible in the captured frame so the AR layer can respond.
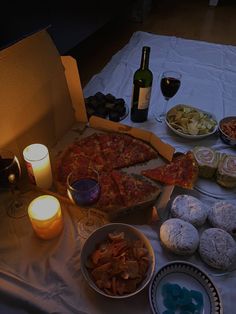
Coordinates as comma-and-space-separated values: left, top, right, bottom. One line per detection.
54, 132, 160, 218
142, 151, 199, 189
111, 170, 160, 207
74, 133, 107, 171
96, 133, 133, 169
115, 137, 158, 169
96, 171, 124, 212
54, 146, 93, 194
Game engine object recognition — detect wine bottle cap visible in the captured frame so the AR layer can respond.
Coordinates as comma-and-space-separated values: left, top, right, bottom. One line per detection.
143, 46, 151, 53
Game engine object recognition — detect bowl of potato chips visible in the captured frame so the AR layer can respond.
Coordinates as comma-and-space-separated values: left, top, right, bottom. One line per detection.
80, 223, 155, 298
165, 104, 218, 139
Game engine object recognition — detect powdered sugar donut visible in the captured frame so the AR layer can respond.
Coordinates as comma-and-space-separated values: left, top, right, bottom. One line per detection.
160, 218, 199, 255
199, 228, 236, 270
208, 201, 236, 236
170, 194, 208, 227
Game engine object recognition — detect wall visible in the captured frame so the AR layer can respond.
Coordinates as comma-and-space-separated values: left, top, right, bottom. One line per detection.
0, 1, 132, 54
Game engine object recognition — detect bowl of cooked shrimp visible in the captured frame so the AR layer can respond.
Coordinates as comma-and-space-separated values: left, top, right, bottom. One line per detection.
80, 223, 155, 298
219, 116, 236, 147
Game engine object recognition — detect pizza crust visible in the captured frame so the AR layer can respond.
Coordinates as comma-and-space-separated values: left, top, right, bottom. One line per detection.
142, 151, 199, 189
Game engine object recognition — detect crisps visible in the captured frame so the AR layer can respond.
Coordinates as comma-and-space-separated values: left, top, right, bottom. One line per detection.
86, 231, 150, 296
167, 104, 217, 135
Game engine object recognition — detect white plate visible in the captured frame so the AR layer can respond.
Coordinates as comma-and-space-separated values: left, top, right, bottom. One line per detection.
194, 146, 236, 199
149, 261, 223, 314
165, 105, 218, 139
195, 177, 236, 199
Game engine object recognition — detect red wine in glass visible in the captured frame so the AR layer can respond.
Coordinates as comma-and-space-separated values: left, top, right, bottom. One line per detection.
161, 77, 181, 99
0, 150, 26, 218
67, 168, 104, 239
0, 156, 20, 189
155, 71, 182, 122
69, 178, 100, 206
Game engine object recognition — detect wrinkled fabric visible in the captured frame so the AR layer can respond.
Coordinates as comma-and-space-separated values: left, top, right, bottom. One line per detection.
84, 31, 236, 153
1, 31, 236, 313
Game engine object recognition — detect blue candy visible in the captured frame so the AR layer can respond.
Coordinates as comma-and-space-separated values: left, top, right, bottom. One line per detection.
161, 283, 204, 314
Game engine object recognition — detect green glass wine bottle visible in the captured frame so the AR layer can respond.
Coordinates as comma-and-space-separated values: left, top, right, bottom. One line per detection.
130, 46, 153, 122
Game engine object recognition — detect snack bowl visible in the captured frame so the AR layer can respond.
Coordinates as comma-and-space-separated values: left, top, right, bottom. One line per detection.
218, 116, 236, 147
165, 104, 218, 139
85, 92, 129, 122
80, 223, 155, 298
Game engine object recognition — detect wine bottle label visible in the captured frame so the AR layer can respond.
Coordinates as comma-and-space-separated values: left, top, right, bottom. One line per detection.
137, 87, 152, 109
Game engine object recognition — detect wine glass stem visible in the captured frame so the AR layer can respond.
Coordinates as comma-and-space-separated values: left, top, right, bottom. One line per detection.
10, 185, 23, 208
156, 98, 169, 122
160, 98, 169, 118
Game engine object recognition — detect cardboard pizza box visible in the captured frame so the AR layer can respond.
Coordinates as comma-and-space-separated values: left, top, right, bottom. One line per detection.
0, 29, 174, 159
0, 29, 86, 161
0, 29, 175, 222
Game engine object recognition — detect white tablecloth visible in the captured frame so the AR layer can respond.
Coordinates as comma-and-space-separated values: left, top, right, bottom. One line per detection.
1, 31, 236, 314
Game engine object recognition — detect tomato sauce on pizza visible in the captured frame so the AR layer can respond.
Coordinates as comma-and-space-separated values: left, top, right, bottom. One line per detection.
142, 151, 198, 189
54, 132, 161, 215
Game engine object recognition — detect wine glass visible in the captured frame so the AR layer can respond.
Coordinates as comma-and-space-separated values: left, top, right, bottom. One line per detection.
155, 71, 181, 122
0, 149, 26, 218
67, 167, 105, 239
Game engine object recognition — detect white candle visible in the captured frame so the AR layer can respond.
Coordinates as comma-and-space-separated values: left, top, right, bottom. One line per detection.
28, 195, 63, 240
23, 144, 53, 190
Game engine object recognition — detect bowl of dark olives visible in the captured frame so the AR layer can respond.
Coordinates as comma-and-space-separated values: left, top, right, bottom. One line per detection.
85, 92, 128, 122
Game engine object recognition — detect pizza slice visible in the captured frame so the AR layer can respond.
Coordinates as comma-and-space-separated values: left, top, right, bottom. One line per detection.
54, 146, 94, 195
142, 151, 199, 189
96, 133, 133, 169
75, 133, 107, 171
115, 136, 158, 168
111, 170, 161, 208
54, 145, 90, 183
96, 171, 125, 213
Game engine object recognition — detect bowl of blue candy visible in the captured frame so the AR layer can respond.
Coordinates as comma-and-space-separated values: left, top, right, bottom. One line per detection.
149, 261, 223, 314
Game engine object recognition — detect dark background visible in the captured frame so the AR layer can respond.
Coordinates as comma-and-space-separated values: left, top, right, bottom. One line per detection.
0, 1, 138, 54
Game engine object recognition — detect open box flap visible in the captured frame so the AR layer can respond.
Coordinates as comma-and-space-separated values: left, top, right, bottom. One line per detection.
61, 56, 87, 124
0, 30, 79, 159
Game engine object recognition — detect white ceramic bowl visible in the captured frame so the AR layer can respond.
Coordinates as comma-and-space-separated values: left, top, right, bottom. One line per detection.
165, 104, 218, 139
80, 223, 155, 298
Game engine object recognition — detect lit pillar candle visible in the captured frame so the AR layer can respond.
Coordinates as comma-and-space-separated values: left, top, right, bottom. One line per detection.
23, 144, 53, 190
28, 195, 63, 240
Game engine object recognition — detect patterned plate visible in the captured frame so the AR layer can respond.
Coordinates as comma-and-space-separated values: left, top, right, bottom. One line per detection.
149, 261, 223, 314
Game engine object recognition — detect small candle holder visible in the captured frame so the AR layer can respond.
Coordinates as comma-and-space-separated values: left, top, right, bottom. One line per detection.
28, 195, 63, 240
23, 144, 53, 190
